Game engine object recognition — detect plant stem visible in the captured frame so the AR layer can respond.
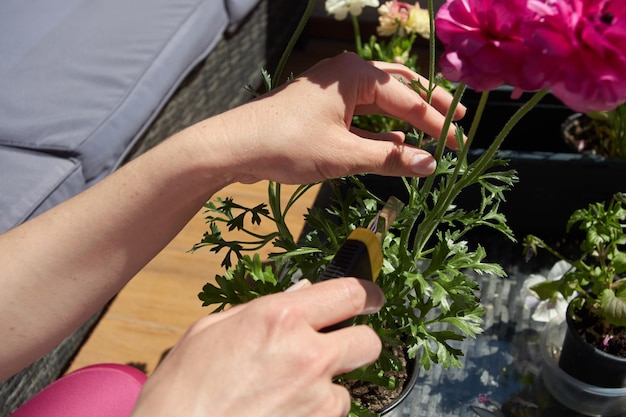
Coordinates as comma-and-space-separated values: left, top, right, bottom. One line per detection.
427, 0, 436, 89
284, 183, 318, 214
469, 90, 548, 174
267, 182, 320, 252
420, 84, 467, 198
267, 182, 296, 250
272, 0, 316, 88
413, 89, 549, 254
351, 13, 363, 54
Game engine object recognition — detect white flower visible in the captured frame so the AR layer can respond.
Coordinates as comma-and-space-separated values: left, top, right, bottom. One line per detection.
325, 0, 380, 21
520, 260, 575, 323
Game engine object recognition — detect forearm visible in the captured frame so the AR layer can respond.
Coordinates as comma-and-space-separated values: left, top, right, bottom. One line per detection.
0, 118, 235, 380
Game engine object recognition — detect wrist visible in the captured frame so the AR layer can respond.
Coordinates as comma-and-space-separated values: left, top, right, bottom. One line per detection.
187, 104, 269, 185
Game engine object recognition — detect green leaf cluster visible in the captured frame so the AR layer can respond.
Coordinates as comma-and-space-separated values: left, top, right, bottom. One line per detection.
196, 118, 517, 366
198, 254, 283, 312
525, 192, 626, 326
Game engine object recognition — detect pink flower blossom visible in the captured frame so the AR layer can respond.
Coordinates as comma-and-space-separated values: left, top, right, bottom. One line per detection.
435, 0, 626, 112
523, 0, 626, 112
435, 0, 538, 92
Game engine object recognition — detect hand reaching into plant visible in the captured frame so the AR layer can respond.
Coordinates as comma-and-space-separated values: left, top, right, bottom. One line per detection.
132, 278, 385, 417
200, 52, 466, 185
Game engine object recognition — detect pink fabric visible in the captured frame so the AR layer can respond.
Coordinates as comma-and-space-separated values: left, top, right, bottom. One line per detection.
10, 364, 147, 417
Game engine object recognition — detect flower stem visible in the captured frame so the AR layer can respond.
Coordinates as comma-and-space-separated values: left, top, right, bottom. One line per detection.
418, 83, 467, 199
469, 89, 548, 173
427, 0, 436, 87
611, 103, 626, 158
413, 88, 549, 254
272, 0, 316, 88
267, 182, 297, 251
351, 13, 363, 54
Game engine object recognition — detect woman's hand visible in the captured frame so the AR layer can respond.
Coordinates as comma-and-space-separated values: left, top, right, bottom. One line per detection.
132, 278, 385, 417
190, 52, 466, 185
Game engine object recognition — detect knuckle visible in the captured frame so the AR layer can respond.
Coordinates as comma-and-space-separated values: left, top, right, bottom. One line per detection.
381, 143, 407, 173
257, 301, 302, 334
299, 350, 334, 378
334, 278, 366, 315
335, 51, 362, 66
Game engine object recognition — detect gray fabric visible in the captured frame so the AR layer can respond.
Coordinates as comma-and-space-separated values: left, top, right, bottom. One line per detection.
0, 146, 84, 233
225, 0, 261, 32
0, 0, 229, 183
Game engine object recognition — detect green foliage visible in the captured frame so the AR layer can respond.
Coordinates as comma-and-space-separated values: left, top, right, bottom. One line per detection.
525, 192, 626, 326
198, 254, 284, 312
359, 33, 418, 70
196, 116, 517, 367
190, 183, 317, 269
194, 31, 529, 415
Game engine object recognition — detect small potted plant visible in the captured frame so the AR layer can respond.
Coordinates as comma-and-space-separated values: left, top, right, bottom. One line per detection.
525, 192, 626, 385
562, 102, 626, 158
523, 193, 626, 415
193, 0, 626, 415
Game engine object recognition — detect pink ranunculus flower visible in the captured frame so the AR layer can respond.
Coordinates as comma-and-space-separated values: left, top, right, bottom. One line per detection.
523, 0, 626, 112
435, 0, 539, 92
437, 0, 626, 111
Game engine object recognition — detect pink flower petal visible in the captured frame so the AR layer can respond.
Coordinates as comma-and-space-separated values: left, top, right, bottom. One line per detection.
436, 0, 626, 111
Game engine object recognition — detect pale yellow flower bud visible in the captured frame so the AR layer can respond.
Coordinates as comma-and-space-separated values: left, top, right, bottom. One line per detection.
405, 5, 430, 39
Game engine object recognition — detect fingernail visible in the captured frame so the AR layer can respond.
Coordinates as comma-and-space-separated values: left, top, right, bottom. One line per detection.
285, 279, 312, 292
362, 289, 386, 315
411, 152, 437, 176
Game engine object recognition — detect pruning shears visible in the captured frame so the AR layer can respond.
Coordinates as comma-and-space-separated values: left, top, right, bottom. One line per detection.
319, 196, 404, 331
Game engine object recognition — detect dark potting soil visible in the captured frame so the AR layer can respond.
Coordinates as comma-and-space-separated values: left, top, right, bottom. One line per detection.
573, 305, 626, 357
342, 345, 409, 413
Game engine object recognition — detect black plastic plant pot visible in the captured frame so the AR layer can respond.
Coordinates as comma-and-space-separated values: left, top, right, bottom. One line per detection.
559, 303, 626, 388
380, 355, 420, 416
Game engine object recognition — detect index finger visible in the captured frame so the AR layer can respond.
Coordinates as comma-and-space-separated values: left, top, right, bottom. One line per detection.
373, 61, 466, 121
359, 61, 465, 149
280, 278, 385, 331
